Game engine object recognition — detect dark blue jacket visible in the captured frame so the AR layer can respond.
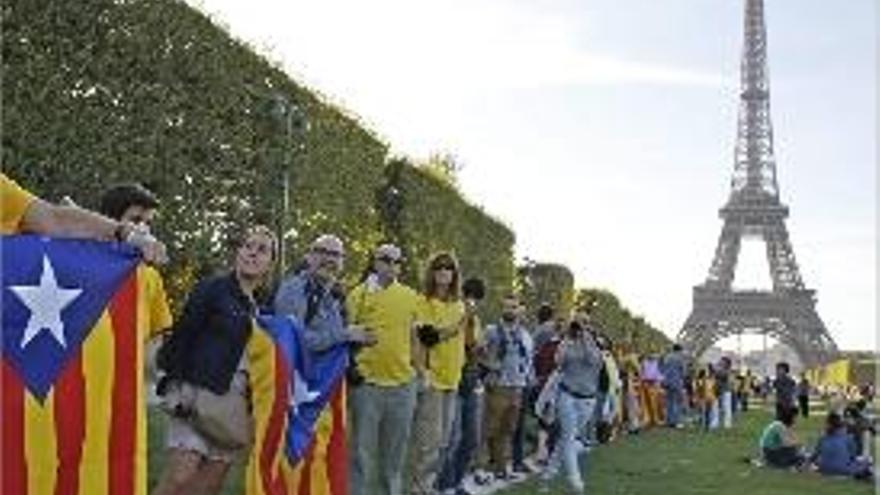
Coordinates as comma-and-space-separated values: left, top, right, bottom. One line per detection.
159, 273, 255, 394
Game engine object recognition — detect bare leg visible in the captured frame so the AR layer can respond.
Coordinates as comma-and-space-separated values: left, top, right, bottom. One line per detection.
189, 458, 232, 495
151, 448, 202, 495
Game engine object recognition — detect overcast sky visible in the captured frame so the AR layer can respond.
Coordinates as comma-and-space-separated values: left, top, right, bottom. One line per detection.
190, 0, 876, 352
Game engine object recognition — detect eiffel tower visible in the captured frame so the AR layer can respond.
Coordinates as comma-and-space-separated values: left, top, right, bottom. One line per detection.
678, 0, 838, 369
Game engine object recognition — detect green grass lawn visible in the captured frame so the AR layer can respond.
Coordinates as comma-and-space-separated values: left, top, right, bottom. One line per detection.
148, 405, 875, 495
497, 408, 875, 495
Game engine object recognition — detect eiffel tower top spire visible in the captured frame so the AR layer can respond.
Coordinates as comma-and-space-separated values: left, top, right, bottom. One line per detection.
727, 0, 781, 208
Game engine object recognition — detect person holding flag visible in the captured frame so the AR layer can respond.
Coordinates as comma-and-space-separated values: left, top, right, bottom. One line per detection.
1, 172, 166, 263
274, 234, 376, 352
153, 225, 278, 495
2, 172, 171, 495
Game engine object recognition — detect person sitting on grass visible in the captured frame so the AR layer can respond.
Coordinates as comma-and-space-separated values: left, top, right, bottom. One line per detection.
845, 399, 876, 460
759, 405, 806, 469
811, 412, 874, 481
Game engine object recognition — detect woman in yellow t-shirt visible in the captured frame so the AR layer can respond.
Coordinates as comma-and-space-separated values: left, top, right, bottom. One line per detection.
407, 252, 472, 495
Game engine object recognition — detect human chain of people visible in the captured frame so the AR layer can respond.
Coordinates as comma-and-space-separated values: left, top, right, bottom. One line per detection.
2, 174, 875, 495
2, 0, 875, 494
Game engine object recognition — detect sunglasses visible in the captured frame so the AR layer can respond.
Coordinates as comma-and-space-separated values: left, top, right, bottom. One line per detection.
313, 247, 344, 258
432, 263, 456, 271
377, 256, 402, 265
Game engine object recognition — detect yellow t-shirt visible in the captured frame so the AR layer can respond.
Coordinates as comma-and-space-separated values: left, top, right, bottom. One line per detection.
139, 265, 173, 340
699, 376, 717, 404
418, 297, 466, 391
347, 281, 420, 387
1, 173, 36, 234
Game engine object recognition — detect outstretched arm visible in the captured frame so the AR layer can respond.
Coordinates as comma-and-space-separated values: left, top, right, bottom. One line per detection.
21, 199, 167, 264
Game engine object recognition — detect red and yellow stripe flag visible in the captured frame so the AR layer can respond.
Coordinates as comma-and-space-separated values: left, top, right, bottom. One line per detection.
245, 315, 349, 495
2, 236, 171, 495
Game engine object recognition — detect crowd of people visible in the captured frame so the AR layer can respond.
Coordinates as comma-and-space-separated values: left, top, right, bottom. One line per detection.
2, 171, 876, 494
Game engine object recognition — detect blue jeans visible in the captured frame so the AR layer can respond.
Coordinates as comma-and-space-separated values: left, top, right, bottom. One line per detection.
543, 390, 595, 491
349, 381, 418, 495
719, 391, 733, 428
583, 391, 605, 444
437, 385, 480, 490
664, 386, 684, 426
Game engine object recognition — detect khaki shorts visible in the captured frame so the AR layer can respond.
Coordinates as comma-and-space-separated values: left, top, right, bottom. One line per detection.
165, 371, 249, 462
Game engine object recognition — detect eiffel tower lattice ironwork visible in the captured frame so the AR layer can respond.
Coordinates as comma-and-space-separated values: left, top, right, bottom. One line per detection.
677, 0, 838, 368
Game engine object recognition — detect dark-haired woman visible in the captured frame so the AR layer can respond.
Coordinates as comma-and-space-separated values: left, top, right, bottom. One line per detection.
153, 225, 277, 495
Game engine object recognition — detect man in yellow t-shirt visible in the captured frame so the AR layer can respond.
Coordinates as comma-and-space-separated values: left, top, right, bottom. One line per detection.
1, 172, 167, 263
98, 183, 173, 340
346, 243, 420, 495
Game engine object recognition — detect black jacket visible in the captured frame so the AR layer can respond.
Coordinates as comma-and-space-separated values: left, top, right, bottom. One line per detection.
158, 273, 255, 394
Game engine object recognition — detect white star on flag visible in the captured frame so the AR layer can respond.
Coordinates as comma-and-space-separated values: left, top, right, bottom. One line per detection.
9, 255, 82, 349
290, 364, 320, 414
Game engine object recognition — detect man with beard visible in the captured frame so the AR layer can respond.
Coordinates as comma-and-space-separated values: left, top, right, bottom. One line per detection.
274, 234, 376, 351
474, 294, 533, 484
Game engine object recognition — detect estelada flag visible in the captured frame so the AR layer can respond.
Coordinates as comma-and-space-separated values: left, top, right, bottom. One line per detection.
2, 235, 170, 495
246, 315, 349, 495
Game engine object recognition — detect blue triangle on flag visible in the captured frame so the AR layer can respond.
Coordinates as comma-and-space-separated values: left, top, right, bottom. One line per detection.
2, 235, 140, 401
256, 315, 349, 463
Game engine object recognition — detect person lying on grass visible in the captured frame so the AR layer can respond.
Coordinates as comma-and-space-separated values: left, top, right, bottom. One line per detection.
759, 405, 807, 469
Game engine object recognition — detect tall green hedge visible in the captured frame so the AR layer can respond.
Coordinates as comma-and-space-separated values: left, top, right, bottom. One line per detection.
1, 0, 513, 315
386, 158, 516, 320
3, 0, 667, 351
576, 288, 671, 353
2, 0, 389, 302
518, 262, 576, 318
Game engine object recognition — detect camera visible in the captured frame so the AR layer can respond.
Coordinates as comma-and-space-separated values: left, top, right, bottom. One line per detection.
416, 324, 441, 347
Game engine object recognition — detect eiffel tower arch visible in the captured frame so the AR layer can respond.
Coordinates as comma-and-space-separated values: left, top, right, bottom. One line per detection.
678, 0, 838, 369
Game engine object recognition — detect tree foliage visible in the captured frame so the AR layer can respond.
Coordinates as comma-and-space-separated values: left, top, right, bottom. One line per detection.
576, 288, 671, 354
517, 262, 575, 318
387, 158, 515, 320
3, 0, 668, 352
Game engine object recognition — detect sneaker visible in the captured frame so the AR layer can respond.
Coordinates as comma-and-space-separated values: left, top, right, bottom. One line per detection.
566, 478, 585, 494
513, 462, 534, 474
494, 470, 515, 482
472, 471, 493, 486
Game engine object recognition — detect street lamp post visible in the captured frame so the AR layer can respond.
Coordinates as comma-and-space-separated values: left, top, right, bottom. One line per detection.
270, 93, 308, 278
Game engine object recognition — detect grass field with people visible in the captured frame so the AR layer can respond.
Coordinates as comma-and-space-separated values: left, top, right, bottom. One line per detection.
147, 404, 875, 495
498, 407, 875, 495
